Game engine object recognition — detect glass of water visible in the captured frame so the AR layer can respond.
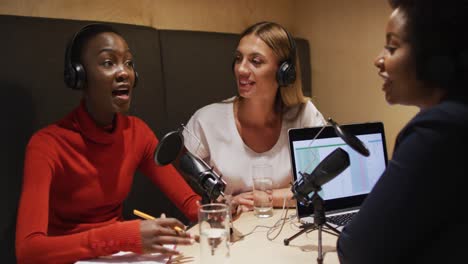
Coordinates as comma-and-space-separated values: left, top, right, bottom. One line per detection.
252, 164, 274, 218
198, 203, 230, 263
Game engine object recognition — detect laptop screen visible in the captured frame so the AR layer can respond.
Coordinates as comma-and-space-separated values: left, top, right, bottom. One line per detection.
288, 122, 388, 218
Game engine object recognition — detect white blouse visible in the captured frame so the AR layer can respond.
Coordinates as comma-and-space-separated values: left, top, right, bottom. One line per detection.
183, 97, 325, 196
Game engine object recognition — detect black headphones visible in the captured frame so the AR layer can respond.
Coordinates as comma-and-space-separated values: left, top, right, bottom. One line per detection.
232, 22, 297, 87
277, 27, 297, 87
64, 23, 139, 90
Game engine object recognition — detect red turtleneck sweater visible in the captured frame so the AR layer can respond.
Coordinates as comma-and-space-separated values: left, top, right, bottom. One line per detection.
16, 101, 200, 264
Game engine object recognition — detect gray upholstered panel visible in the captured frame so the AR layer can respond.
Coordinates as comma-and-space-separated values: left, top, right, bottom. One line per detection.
0, 15, 313, 263
159, 29, 312, 131
0, 15, 167, 263
158, 30, 239, 131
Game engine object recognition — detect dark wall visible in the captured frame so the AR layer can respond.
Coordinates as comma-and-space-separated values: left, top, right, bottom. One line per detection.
0, 14, 312, 262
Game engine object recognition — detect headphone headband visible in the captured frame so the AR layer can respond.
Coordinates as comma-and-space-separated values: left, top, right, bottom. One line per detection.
285, 28, 296, 66
248, 21, 297, 66
64, 24, 106, 90
277, 24, 297, 86
66, 23, 103, 68
64, 23, 138, 90
231, 22, 297, 87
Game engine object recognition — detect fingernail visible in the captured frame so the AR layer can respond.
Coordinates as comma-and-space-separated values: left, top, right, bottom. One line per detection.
190, 238, 195, 244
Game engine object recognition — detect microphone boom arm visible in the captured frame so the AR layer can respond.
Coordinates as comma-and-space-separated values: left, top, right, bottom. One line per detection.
178, 149, 226, 202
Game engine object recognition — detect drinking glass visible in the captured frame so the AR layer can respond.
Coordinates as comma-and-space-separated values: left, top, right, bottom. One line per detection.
198, 203, 230, 263
252, 164, 274, 218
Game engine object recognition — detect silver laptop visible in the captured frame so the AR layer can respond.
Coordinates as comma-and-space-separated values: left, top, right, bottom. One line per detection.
288, 122, 388, 227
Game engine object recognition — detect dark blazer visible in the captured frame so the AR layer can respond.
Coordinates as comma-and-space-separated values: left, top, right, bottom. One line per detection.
337, 99, 468, 263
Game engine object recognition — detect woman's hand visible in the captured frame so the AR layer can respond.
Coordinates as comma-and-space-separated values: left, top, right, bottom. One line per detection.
272, 188, 296, 208
139, 218, 194, 255
232, 192, 255, 212
216, 195, 243, 221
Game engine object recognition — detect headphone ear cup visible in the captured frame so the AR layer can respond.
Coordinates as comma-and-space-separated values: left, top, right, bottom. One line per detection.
277, 60, 296, 86
64, 62, 85, 90
64, 41, 75, 89
133, 70, 139, 88
64, 65, 76, 89
131, 61, 139, 88
73, 63, 86, 90
231, 58, 236, 73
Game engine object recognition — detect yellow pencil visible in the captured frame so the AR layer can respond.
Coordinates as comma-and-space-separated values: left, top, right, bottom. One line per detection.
133, 209, 184, 232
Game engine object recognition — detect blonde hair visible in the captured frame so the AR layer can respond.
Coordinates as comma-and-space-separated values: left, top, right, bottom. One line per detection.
240, 21, 310, 109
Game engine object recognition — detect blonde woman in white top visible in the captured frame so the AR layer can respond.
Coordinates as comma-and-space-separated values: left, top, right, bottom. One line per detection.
184, 22, 325, 211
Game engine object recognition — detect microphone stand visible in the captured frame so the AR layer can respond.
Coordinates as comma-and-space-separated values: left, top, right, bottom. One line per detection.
283, 192, 340, 264
283, 118, 369, 263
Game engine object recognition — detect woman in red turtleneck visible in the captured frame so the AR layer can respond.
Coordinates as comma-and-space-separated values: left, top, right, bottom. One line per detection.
15, 24, 200, 264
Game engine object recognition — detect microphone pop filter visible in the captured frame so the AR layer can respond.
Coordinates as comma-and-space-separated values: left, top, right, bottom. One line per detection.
154, 130, 184, 165
329, 118, 370, 157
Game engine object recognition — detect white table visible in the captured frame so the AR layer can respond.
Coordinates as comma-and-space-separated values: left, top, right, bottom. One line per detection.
177, 209, 340, 264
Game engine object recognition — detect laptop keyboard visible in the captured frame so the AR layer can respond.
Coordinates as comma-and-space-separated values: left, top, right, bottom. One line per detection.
327, 212, 357, 226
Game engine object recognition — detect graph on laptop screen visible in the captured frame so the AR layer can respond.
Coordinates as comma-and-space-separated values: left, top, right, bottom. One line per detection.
289, 122, 388, 216
293, 133, 385, 200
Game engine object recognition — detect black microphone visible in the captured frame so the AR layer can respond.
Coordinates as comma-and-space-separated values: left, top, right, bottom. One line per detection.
292, 147, 350, 206
154, 126, 226, 202
328, 118, 370, 157
179, 151, 226, 201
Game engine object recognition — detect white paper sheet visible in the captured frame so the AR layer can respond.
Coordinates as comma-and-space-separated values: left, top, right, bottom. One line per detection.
75, 245, 175, 264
